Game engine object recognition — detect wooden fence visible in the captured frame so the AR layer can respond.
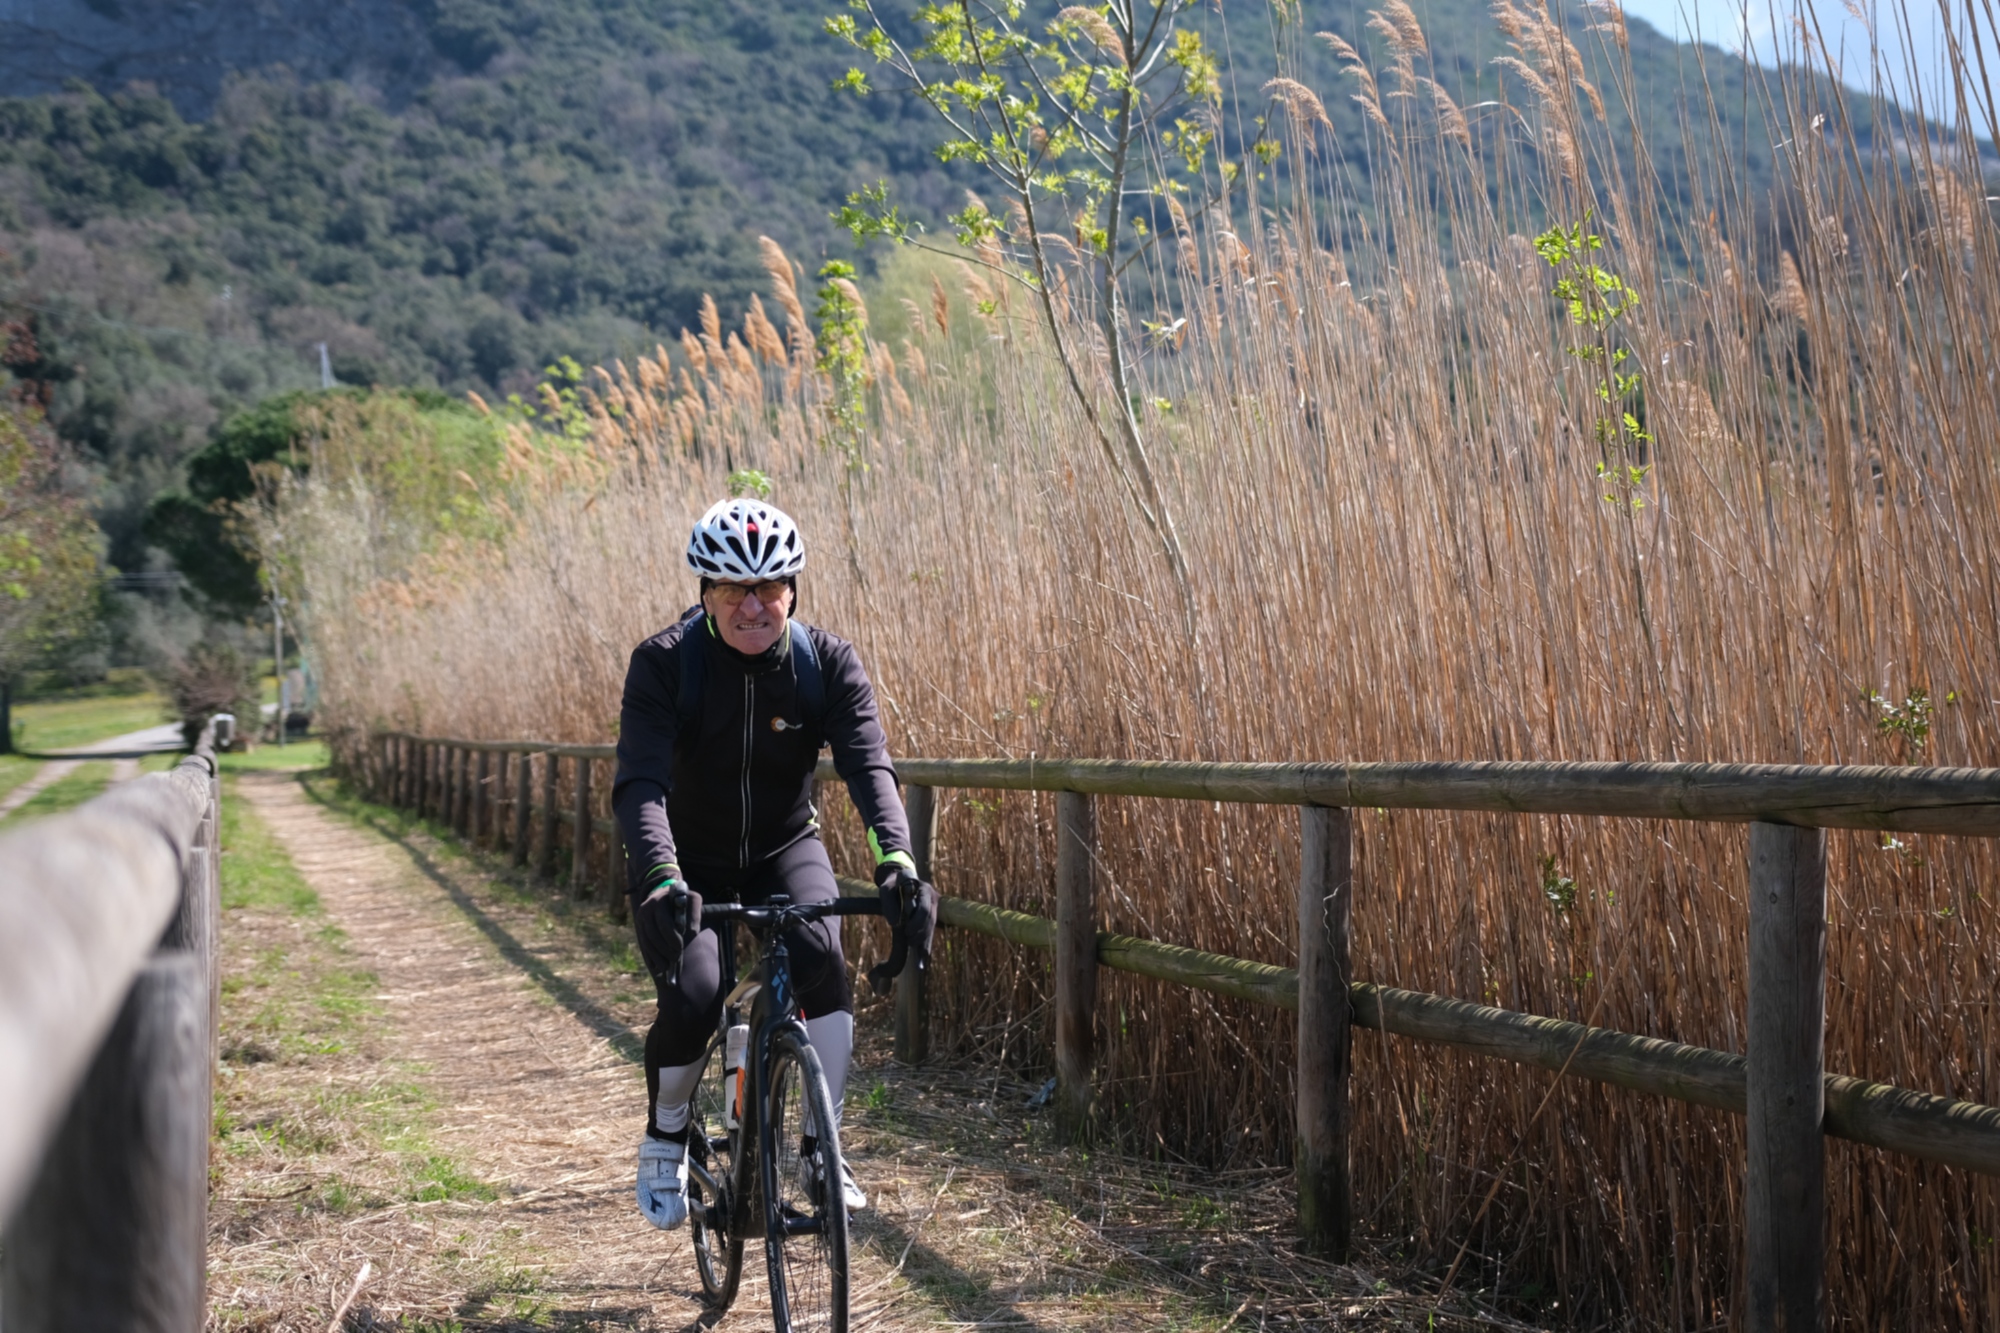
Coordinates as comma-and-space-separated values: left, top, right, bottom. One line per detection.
366, 735, 2000, 1333
0, 722, 221, 1329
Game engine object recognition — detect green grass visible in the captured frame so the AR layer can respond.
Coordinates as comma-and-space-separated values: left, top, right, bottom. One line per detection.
403, 1152, 501, 1203
16, 666, 153, 700
12, 691, 168, 751
0, 761, 112, 826
220, 739, 330, 774
0, 753, 40, 803
213, 771, 498, 1213
219, 775, 322, 917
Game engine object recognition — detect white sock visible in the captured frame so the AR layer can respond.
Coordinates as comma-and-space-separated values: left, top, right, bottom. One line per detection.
654, 1058, 704, 1136
803, 1011, 854, 1137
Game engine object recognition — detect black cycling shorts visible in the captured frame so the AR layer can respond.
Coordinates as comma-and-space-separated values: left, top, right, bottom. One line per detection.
635, 834, 852, 1071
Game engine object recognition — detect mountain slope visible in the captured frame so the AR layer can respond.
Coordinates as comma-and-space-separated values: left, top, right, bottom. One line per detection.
0, 0, 1805, 573
0, 0, 981, 565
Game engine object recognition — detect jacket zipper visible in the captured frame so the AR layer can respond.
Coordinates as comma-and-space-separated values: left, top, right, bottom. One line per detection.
738, 673, 754, 867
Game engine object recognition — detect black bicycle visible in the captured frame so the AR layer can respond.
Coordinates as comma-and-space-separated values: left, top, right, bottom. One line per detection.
683, 894, 880, 1333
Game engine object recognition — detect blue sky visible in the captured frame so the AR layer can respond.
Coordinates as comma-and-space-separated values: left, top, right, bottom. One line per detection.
1617, 0, 1999, 121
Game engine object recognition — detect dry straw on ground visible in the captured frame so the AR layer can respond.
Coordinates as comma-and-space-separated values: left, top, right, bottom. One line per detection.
214, 767, 1525, 1332
273, 4, 2000, 1326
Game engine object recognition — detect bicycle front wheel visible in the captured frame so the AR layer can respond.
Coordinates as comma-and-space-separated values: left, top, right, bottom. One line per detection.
759, 1028, 850, 1333
689, 1032, 745, 1308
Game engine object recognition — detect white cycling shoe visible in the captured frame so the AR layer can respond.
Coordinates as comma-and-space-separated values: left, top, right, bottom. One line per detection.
799, 1148, 867, 1212
637, 1136, 690, 1230
837, 1158, 868, 1211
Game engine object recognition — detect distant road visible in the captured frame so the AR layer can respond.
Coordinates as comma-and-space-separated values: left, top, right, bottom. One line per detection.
2, 725, 191, 820
16, 723, 185, 763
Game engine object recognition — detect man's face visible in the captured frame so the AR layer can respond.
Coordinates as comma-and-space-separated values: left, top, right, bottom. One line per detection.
703, 579, 793, 655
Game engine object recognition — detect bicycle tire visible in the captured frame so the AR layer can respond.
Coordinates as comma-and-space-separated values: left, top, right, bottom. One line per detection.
689, 1032, 746, 1307
760, 1028, 850, 1333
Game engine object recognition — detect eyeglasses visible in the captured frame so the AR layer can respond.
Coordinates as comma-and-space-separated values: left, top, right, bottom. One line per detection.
707, 580, 791, 608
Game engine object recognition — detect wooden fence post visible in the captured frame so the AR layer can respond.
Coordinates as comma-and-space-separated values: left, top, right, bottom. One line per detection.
1297, 805, 1354, 1258
1055, 790, 1097, 1133
445, 745, 459, 832
1746, 822, 1827, 1333
896, 784, 939, 1065
472, 749, 489, 845
455, 747, 471, 837
605, 807, 627, 920
0, 952, 208, 1329
570, 755, 593, 896
165, 794, 220, 1070
210, 763, 222, 1048
513, 749, 532, 866
538, 751, 558, 879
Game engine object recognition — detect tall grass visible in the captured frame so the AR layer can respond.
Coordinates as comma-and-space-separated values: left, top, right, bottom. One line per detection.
278, 4, 2000, 1324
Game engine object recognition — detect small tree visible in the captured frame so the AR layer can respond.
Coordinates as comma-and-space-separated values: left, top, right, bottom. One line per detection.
0, 391, 100, 751
827, 0, 1276, 627
160, 638, 258, 749
815, 260, 873, 588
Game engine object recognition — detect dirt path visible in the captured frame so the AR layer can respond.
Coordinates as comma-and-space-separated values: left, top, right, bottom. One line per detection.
0, 725, 173, 817
214, 770, 1528, 1333
229, 769, 716, 1327
0, 759, 78, 818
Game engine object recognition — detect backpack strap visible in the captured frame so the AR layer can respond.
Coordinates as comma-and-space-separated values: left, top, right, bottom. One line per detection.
789, 620, 825, 729
675, 606, 708, 737
677, 612, 825, 736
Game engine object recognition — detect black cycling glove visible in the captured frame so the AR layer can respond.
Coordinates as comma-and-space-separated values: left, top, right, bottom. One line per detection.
635, 878, 702, 972
867, 863, 937, 995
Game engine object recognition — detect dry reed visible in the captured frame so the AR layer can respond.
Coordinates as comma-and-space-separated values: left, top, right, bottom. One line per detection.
272, 7, 2000, 1327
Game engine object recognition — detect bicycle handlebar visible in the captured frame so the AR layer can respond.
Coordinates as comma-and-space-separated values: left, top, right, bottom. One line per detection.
701, 895, 881, 928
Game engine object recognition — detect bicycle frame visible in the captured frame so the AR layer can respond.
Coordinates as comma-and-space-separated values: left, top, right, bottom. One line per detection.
687, 895, 876, 1241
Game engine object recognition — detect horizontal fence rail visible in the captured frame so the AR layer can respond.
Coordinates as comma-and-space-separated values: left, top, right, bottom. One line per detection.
844, 881, 2000, 1176
380, 737, 2000, 835
1, 722, 220, 1330
374, 732, 2000, 1332
817, 755, 2000, 836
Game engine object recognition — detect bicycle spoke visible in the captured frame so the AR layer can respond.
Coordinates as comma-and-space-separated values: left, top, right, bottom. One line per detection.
763, 1031, 849, 1333
689, 1033, 744, 1308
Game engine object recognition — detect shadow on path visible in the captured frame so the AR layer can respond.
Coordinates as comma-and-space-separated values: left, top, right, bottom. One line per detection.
851, 1209, 1062, 1333
296, 770, 646, 1066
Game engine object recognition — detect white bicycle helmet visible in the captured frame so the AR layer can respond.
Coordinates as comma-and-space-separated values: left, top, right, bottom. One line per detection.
685, 499, 806, 580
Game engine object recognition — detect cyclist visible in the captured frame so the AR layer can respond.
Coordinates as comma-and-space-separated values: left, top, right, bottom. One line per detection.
614, 497, 935, 1231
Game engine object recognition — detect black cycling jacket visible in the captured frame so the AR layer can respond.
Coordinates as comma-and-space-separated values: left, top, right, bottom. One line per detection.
612, 610, 911, 892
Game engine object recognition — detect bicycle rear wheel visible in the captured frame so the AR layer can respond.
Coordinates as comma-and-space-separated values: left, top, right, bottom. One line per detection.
760, 1028, 850, 1333
688, 1033, 745, 1307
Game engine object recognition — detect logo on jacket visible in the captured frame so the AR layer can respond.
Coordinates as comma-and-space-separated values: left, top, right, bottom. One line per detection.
772, 716, 802, 732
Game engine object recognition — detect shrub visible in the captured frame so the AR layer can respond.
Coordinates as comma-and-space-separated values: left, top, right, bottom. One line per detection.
160, 638, 255, 748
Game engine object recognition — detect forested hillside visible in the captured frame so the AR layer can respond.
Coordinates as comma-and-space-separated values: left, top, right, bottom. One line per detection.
0, 0, 1808, 577
0, 0, 982, 570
